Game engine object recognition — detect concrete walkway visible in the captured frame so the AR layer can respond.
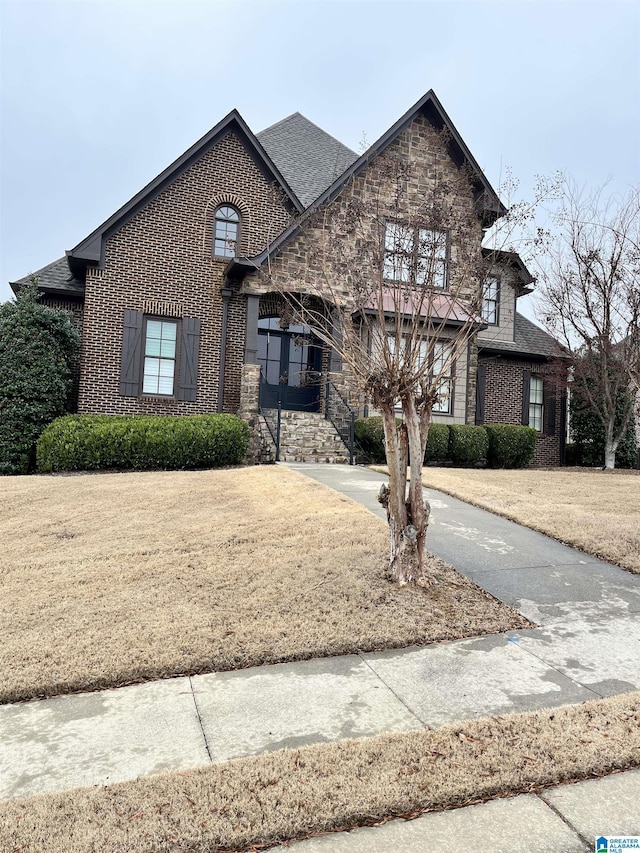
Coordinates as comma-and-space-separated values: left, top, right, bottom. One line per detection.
1, 463, 639, 851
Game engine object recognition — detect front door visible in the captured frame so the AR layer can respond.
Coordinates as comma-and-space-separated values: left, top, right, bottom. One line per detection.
257, 318, 322, 411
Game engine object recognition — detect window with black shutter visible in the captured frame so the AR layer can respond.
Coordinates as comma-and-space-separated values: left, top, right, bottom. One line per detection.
119, 311, 200, 401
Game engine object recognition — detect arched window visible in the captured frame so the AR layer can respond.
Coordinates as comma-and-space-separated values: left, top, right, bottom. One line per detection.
213, 205, 240, 258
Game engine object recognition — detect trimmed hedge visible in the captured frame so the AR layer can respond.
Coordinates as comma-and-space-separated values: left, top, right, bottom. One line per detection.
484, 424, 537, 469
424, 423, 450, 464
354, 417, 537, 468
448, 424, 489, 466
354, 417, 389, 464
355, 418, 451, 465
36, 414, 250, 473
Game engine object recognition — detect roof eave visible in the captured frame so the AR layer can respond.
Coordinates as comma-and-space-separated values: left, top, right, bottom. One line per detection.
354, 306, 487, 330
240, 89, 508, 271
68, 110, 304, 267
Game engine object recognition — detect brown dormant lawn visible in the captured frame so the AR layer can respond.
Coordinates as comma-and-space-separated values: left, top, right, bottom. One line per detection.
2, 692, 638, 853
419, 467, 640, 573
0, 465, 528, 704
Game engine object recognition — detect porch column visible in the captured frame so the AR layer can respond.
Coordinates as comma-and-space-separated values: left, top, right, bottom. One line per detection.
244, 289, 260, 365
329, 307, 343, 373
217, 286, 233, 413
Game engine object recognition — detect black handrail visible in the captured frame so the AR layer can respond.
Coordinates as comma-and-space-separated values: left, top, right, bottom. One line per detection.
324, 377, 355, 465
258, 370, 281, 461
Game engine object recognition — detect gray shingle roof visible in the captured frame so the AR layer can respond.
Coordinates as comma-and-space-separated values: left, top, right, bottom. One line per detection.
480, 313, 563, 359
257, 113, 359, 208
10, 257, 85, 296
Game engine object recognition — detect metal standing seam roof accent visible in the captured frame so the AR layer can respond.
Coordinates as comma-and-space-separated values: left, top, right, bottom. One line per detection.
479, 313, 564, 359
358, 290, 485, 327
10, 257, 84, 296
257, 113, 360, 208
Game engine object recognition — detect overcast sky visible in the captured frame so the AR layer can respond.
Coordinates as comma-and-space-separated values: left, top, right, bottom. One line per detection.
1, 0, 639, 315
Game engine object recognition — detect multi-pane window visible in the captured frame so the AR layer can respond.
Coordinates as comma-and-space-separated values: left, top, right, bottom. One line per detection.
214, 205, 239, 258
387, 336, 453, 415
383, 223, 447, 289
529, 375, 544, 431
431, 341, 452, 414
143, 319, 177, 395
482, 276, 499, 324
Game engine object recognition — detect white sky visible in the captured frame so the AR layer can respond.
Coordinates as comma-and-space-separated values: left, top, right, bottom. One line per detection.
1, 0, 639, 316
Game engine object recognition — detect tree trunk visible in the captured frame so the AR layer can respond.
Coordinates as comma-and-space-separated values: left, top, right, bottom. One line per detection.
604, 421, 618, 469
378, 400, 432, 586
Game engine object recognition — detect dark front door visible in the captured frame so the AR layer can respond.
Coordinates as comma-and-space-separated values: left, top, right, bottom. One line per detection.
257, 318, 322, 411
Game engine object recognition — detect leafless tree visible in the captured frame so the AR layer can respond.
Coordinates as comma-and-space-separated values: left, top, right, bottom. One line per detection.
257, 132, 538, 585
533, 180, 640, 468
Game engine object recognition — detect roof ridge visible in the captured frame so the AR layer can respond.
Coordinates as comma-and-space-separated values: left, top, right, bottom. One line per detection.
258, 112, 357, 156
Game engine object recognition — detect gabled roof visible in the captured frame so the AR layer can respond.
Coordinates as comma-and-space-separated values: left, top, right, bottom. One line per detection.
479, 313, 564, 359
257, 113, 359, 208
67, 109, 304, 277
231, 89, 507, 276
482, 248, 535, 296
10, 256, 84, 297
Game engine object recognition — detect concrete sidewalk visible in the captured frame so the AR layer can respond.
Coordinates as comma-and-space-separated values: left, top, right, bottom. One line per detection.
1, 463, 639, 851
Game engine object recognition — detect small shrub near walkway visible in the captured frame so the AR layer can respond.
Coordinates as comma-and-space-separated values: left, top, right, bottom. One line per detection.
355, 417, 535, 468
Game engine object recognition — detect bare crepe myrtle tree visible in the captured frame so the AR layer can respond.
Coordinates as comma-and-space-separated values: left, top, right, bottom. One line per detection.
257, 134, 537, 585
533, 180, 640, 469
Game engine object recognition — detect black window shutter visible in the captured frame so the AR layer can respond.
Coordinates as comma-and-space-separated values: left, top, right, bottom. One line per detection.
545, 383, 556, 436
475, 363, 486, 425
522, 369, 531, 425
119, 310, 143, 396
178, 317, 200, 402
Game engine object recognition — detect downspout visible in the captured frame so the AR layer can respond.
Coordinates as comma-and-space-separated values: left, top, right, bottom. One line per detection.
218, 283, 233, 413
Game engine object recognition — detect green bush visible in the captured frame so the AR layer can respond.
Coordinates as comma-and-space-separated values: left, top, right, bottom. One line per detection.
354, 417, 391, 463
36, 414, 250, 473
570, 387, 637, 469
0, 281, 79, 474
424, 423, 450, 464
484, 424, 537, 468
448, 424, 489, 466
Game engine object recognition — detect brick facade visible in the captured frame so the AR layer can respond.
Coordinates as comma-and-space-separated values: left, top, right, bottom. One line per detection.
41, 295, 85, 411
479, 355, 565, 466
77, 132, 292, 417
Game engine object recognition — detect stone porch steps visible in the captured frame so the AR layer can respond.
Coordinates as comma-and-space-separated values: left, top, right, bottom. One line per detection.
260, 409, 351, 463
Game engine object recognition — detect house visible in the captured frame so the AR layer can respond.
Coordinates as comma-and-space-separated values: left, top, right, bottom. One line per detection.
10, 89, 566, 466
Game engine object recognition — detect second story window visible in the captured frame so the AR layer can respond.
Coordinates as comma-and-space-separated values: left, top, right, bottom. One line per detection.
383, 222, 448, 289
482, 275, 499, 324
214, 205, 240, 258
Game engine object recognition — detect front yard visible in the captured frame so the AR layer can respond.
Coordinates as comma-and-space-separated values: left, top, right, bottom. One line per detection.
0, 465, 527, 704
2, 464, 639, 852
420, 467, 640, 573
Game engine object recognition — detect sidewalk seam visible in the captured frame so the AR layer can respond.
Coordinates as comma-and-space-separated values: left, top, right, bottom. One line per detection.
189, 676, 213, 763
536, 792, 592, 851
510, 642, 604, 701
357, 654, 430, 729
